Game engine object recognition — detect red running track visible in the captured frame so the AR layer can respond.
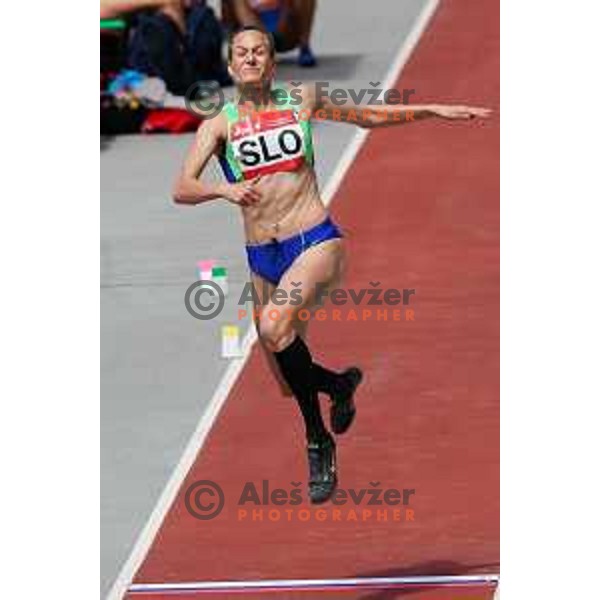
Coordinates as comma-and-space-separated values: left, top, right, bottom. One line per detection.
127, 0, 499, 597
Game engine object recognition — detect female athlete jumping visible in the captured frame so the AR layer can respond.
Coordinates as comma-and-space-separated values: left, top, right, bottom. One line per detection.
173, 26, 490, 504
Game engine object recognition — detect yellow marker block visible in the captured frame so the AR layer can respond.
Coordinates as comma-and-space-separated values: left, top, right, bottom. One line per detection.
221, 325, 242, 358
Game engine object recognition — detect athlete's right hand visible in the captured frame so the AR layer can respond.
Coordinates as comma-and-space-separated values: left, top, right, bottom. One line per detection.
224, 176, 263, 207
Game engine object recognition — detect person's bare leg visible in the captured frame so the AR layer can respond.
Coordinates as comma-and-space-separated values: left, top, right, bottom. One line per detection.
229, 0, 263, 27
159, 0, 186, 33
259, 239, 343, 369
287, 0, 316, 65
290, 0, 316, 48
221, 0, 237, 29
101, 0, 154, 19
100, 0, 186, 32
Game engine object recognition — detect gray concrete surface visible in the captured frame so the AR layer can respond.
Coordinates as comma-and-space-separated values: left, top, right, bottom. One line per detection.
101, 0, 428, 595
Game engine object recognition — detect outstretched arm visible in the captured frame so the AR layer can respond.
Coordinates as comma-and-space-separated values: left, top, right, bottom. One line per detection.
323, 98, 491, 128
301, 84, 491, 128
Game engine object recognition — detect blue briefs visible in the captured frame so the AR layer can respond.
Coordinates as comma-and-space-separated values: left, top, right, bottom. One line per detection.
245, 216, 343, 286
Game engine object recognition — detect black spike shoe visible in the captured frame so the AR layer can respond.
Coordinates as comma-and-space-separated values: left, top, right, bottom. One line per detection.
307, 434, 337, 504
330, 367, 363, 435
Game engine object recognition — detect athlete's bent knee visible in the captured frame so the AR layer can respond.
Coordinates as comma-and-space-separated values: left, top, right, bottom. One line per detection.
259, 312, 295, 352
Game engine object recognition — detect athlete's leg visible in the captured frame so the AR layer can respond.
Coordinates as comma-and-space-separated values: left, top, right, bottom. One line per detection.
250, 272, 312, 397
254, 239, 361, 430
251, 272, 291, 396
259, 239, 345, 503
293, 240, 361, 433
259, 238, 344, 353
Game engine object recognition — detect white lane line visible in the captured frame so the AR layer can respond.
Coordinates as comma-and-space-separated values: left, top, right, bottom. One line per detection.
107, 1, 440, 598
129, 573, 499, 594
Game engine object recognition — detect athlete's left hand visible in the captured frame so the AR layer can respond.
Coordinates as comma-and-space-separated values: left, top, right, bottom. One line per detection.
433, 105, 492, 120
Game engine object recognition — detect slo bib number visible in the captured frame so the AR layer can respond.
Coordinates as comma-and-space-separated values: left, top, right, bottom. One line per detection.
229, 109, 308, 178
233, 123, 304, 169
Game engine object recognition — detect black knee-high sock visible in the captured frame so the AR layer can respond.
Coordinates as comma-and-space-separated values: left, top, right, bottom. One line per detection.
273, 335, 329, 444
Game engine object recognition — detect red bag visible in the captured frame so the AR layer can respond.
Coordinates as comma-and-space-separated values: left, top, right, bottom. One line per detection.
142, 108, 201, 134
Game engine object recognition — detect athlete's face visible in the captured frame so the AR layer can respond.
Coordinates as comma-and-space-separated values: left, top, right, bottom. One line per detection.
228, 30, 275, 87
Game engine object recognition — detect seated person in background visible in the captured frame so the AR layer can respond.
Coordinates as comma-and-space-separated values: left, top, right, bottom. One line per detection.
222, 0, 318, 67
101, 0, 230, 94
